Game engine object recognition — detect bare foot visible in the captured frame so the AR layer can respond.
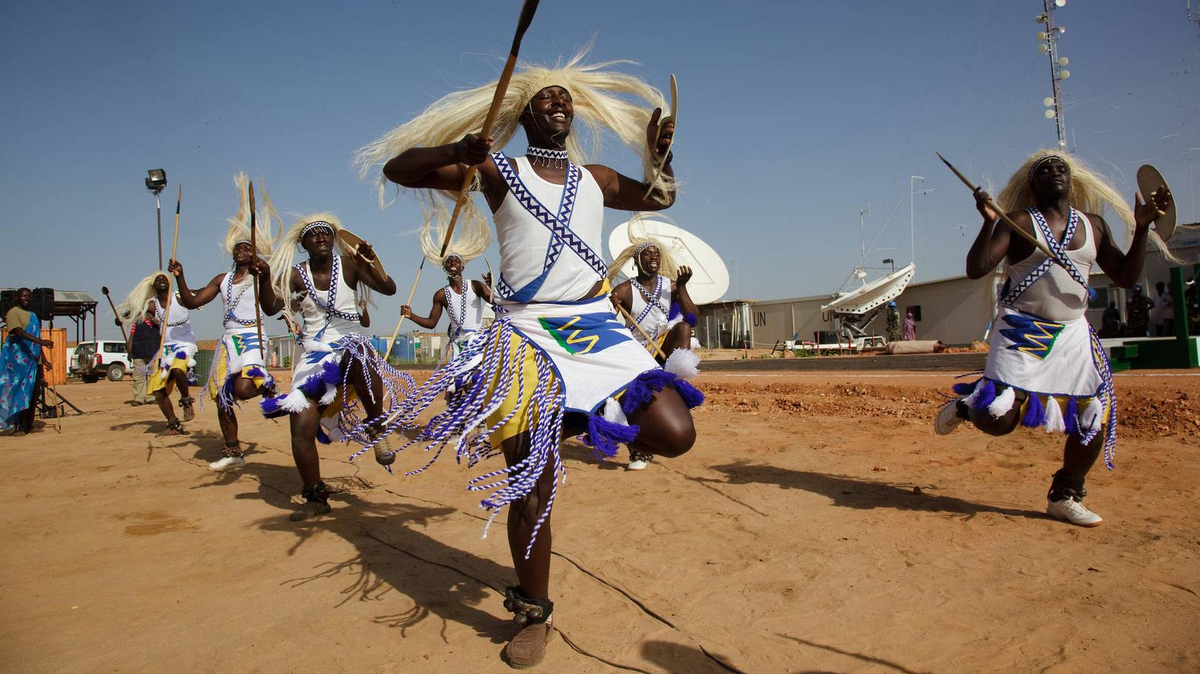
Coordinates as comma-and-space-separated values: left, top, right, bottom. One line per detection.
164, 419, 183, 435
183, 407, 195, 422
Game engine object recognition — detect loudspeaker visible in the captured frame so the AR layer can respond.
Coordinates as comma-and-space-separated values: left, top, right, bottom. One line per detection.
30, 288, 54, 321
0, 289, 14, 320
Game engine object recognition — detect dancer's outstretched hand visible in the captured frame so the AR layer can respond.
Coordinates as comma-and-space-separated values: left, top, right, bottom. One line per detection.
645, 108, 674, 158
1134, 186, 1172, 229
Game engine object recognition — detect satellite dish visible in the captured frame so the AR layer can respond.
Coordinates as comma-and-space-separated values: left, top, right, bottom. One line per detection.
608, 218, 730, 305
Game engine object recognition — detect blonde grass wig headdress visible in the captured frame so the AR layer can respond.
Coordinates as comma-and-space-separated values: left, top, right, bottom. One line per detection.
116, 271, 168, 324
222, 173, 280, 258
419, 209, 491, 270
355, 44, 673, 261
268, 213, 372, 322
606, 214, 680, 282
996, 149, 1177, 262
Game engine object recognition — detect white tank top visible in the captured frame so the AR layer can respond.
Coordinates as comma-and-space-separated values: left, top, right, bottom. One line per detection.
221, 272, 260, 331
443, 278, 484, 339
490, 153, 607, 304
1003, 208, 1096, 322
153, 297, 196, 346
295, 255, 361, 344
628, 275, 672, 342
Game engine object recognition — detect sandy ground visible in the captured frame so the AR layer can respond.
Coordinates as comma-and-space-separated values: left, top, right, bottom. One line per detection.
2, 368, 1199, 674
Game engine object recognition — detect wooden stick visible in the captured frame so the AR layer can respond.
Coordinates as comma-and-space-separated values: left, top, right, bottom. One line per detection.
615, 302, 668, 360
154, 186, 182, 371
936, 152, 1064, 264
248, 182, 266, 359
100, 286, 129, 345
385, 0, 540, 359
385, 259, 426, 360
38, 347, 61, 432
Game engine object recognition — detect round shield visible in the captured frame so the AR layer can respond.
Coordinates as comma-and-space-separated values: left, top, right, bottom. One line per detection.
337, 229, 387, 277
1136, 164, 1176, 241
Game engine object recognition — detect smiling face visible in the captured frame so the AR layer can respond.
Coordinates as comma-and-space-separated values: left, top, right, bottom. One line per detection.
153, 274, 170, 292
301, 226, 334, 258
232, 241, 254, 265
15, 288, 31, 309
1030, 156, 1071, 201
521, 86, 574, 146
636, 245, 661, 276
442, 256, 463, 277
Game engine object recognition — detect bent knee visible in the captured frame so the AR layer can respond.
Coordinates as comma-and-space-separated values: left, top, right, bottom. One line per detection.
968, 408, 1018, 436
652, 419, 696, 458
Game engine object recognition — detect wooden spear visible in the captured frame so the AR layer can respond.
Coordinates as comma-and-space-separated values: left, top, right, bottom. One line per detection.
615, 302, 668, 360
100, 286, 129, 345
248, 182, 266, 359
385, 0, 541, 359
936, 152, 1064, 265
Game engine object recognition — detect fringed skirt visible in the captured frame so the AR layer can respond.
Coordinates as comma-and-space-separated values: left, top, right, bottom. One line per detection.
351, 295, 704, 556
261, 333, 415, 445
147, 340, 198, 396
955, 306, 1117, 468
201, 330, 274, 413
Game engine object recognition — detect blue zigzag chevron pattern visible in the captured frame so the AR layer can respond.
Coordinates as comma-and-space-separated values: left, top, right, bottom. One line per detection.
1002, 207, 1088, 306
492, 153, 608, 297
1000, 311, 1064, 360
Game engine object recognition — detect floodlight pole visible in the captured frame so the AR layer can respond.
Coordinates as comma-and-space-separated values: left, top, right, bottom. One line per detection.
155, 192, 163, 269
1042, 0, 1068, 151
909, 176, 924, 268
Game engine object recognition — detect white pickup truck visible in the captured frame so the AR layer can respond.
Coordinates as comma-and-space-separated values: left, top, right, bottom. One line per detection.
71, 340, 133, 382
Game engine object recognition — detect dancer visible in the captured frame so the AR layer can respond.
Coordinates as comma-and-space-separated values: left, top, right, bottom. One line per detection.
935, 150, 1173, 527
400, 218, 493, 361
609, 233, 701, 470
1, 288, 52, 435
118, 272, 198, 434
261, 214, 411, 520
171, 174, 278, 470
357, 49, 701, 668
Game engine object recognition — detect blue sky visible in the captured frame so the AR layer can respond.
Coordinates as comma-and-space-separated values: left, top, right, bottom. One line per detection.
2, 0, 1198, 340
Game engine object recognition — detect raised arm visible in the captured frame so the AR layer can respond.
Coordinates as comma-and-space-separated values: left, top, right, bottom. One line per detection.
585, 110, 676, 212
383, 135, 507, 211
965, 188, 1022, 279
167, 259, 216, 309
673, 266, 699, 318
172, 261, 224, 310
401, 289, 446, 330
1092, 189, 1169, 288
343, 246, 397, 296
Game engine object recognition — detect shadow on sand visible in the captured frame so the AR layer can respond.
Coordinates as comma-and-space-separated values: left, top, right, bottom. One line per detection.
192, 455, 515, 644
695, 460, 1044, 521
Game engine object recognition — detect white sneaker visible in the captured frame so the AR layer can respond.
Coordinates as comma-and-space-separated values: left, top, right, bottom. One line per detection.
626, 454, 651, 471
1047, 497, 1103, 527
209, 456, 246, 472
934, 398, 966, 435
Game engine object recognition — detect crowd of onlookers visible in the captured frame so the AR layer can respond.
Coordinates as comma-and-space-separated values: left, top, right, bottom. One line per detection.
1099, 280, 1194, 338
